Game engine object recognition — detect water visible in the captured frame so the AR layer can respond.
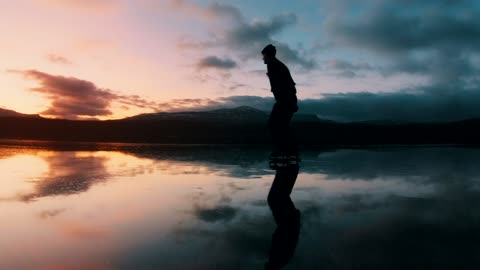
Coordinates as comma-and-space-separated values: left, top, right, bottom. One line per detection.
1, 141, 479, 269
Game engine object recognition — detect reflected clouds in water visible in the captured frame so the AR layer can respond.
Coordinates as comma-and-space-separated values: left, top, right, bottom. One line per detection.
18, 151, 110, 202
1, 145, 480, 269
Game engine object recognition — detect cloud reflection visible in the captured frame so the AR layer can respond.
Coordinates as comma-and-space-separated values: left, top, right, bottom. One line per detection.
2, 144, 480, 268
18, 151, 110, 202
194, 205, 238, 223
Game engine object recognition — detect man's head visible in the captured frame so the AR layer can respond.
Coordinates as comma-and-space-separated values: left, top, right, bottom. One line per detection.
262, 44, 276, 64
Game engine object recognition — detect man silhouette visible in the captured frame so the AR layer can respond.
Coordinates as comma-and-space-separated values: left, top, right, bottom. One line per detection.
262, 44, 298, 158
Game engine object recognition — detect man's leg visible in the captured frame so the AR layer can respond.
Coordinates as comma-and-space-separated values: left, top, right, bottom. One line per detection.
269, 104, 296, 155
283, 111, 298, 155
268, 103, 282, 154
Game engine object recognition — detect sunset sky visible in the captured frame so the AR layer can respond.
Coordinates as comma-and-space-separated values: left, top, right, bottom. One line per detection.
1, 0, 479, 121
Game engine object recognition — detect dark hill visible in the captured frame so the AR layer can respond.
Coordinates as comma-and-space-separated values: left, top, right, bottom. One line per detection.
124, 106, 320, 123
0, 106, 479, 145
125, 106, 268, 122
0, 108, 41, 118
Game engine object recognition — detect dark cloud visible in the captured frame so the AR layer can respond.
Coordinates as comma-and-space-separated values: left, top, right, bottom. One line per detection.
226, 13, 315, 70
336, 70, 357, 78
325, 0, 480, 83
327, 2, 480, 53
228, 83, 247, 91
47, 54, 72, 65
328, 59, 368, 71
116, 94, 160, 110
175, 2, 315, 70
300, 83, 480, 122
10, 69, 161, 119
327, 59, 374, 78
197, 56, 237, 70
304, 0, 480, 122
228, 14, 296, 43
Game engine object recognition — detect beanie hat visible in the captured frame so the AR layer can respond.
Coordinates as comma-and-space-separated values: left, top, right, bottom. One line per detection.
261, 44, 276, 57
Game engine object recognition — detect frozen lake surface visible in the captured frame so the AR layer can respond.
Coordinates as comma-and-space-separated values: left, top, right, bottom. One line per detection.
1, 141, 479, 269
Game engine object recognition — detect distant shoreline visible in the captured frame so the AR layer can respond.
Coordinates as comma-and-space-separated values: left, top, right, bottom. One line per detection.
2, 113, 480, 146
1, 138, 478, 152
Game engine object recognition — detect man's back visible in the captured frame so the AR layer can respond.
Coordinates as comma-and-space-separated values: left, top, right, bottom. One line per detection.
267, 58, 297, 111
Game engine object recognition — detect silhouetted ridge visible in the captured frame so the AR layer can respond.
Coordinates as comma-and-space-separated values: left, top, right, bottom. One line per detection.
0, 108, 41, 118
211, 106, 265, 114
201, 106, 268, 120
2, 105, 480, 145
293, 114, 321, 122
124, 106, 268, 122
124, 106, 321, 123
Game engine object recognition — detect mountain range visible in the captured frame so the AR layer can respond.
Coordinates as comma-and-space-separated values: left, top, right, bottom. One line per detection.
123, 106, 320, 122
0, 108, 41, 118
0, 106, 320, 122
0, 106, 479, 145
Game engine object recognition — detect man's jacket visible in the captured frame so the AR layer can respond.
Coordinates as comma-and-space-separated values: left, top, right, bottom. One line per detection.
267, 58, 298, 112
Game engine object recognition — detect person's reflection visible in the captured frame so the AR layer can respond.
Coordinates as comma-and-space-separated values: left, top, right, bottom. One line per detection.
265, 160, 301, 270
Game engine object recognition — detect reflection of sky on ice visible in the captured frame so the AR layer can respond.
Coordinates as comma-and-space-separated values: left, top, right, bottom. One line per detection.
1, 145, 480, 269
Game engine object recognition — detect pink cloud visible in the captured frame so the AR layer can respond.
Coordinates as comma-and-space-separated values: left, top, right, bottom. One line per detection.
10, 69, 160, 119
41, 0, 119, 13
17, 70, 115, 119
62, 224, 110, 239
47, 54, 72, 65
153, 98, 222, 111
